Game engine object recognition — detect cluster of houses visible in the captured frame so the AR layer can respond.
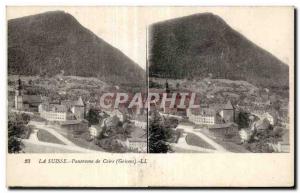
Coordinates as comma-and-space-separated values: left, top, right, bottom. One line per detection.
187, 100, 235, 125
14, 78, 42, 112
153, 80, 290, 152
88, 109, 147, 153
13, 77, 289, 153
15, 78, 85, 122
38, 97, 85, 122
186, 101, 240, 142
14, 78, 147, 153
150, 81, 240, 139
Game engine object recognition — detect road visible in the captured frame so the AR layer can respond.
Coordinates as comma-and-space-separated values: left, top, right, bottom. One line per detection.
175, 124, 228, 153
25, 121, 103, 153
41, 125, 76, 146
170, 133, 217, 153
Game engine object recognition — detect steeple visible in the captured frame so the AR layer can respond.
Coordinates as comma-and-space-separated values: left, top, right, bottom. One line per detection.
15, 78, 23, 96
74, 96, 84, 107
221, 100, 235, 123
71, 96, 85, 120
15, 78, 24, 110
165, 79, 170, 93
74, 96, 84, 106
16, 78, 22, 90
224, 100, 234, 110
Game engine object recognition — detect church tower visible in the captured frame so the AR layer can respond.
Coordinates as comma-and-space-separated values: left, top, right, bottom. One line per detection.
71, 97, 85, 120
165, 79, 170, 93
221, 100, 235, 123
15, 78, 23, 110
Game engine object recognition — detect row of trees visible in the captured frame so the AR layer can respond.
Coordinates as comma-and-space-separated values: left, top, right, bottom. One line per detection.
244, 126, 285, 153
238, 111, 286, 153
149, 111, 179, 153
8, 113, 31, 153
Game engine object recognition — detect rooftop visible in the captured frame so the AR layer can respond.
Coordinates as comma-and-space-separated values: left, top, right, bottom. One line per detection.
22, 95, 42, 104
189, 108, 216, 116
223, 100, 234, 110
40, 103, 68, 112
74, 97, 84, 106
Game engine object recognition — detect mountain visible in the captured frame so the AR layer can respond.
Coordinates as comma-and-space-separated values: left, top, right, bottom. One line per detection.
8, 11, 145, 86
148, 13, 289, 89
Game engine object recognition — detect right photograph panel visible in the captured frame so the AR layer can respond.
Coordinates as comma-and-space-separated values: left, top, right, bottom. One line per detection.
147, 8, 292, 153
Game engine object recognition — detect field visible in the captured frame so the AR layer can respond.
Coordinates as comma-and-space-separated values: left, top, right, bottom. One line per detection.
37, 129, 65, 145
22, 141, 79, 153
53, 127, 105, 152
185, 133, 215, 150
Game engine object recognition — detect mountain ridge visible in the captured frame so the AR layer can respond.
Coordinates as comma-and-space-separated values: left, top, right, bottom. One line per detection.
148, 12, 289, 90
8, 11, 145, 86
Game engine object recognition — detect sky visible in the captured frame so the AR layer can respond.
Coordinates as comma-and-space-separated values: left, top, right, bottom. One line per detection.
7, 6, 294, 69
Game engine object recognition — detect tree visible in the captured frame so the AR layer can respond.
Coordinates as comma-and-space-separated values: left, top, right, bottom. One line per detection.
8, 113, 30, 153
245, 125, 281, 153
21, 113, 30, 124
121, 122, 134, 138
149, 111, 170, 153
86, 109, 100, 126
238, 111, 251, 129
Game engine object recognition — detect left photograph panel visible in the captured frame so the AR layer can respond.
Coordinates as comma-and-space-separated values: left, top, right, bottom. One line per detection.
7, 7, 147, 153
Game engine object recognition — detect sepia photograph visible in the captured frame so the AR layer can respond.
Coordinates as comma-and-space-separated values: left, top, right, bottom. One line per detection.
148, 12, 290, 153
7, 8, 147, 153
5, 6, 295, 187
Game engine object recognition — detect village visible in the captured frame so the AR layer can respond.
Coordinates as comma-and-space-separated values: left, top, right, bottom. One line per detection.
8, 75, 290, 154
9, 77, 147, 153
149, 79, 290, 153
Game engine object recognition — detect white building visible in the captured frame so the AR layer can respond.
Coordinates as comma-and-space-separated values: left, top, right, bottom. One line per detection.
38, 97, 85, 122
187, 108, 216, 125
133, 120, 147, 129
262, 112, 275, 125
128, 138, 147, 153
253, 111, 275, 125
187, 101, 235, 125
104, 109, 126, 122
89, 124, 103, 139
38, 104, 68, 121
239, 128, 252, 143
131, 114, 147, 129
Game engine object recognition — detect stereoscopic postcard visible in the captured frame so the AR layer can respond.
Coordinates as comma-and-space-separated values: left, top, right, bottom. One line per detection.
6, 6, 294, 187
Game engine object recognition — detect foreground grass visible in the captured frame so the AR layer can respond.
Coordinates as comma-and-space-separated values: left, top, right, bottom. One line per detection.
37, 129, 65, 145
55, 128, 106, 152
23, 141, 79, 153
185, 133, 216, 150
